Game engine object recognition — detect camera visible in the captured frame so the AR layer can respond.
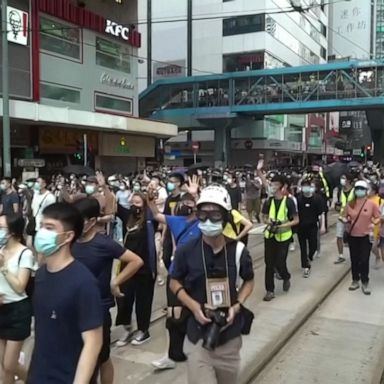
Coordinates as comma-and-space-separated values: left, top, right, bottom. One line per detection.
268, 220, 282, 235
203, 309, 228, 351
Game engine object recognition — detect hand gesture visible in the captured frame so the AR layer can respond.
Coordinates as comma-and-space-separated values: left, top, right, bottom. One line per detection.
186, 175, 200, 195
96, 173, 106, 187
257, 159, 264, 171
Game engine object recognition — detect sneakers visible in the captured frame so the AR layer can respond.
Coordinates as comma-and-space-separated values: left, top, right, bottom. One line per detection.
283, 279, 291, 292
348, 281, 360, 291
361, 283, 371, 295
263, 291, 275, 302
334, 256, 346, 264
152, 356, 176, 370
157, 277, 165, 286
131, 330, 151, 346
116, 326, 134, 347
303, 268, 311, 278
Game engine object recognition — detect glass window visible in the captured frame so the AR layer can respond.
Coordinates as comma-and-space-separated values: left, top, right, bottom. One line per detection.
96, 37, 131, 73
40, 17, 81, 60
223, 14, 265, 36
95, 93, 133, 115
41, 83, 80, 103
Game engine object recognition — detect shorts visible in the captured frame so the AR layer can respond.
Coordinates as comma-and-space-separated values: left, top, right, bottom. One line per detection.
245, 198, 261, 213
0, 298, 32, 341
336, 221, 345, 239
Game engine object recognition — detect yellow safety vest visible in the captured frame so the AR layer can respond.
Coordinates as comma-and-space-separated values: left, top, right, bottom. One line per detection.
264, 197, 293, 242
319, 172, 330, 199
340, 188, 354, 208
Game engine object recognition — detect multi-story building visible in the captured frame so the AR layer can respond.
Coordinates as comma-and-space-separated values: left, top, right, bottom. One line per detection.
328, 0, 373, 153
139, 0, 331, 166
0, 0, 176, 176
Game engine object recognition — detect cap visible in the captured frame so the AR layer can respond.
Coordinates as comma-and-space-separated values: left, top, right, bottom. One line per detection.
86, 176, 98, 184
355, 180, 368, 189
197, 185, 232, 211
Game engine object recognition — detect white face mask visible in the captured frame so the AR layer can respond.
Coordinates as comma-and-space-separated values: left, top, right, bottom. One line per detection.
198, 220, 223, 237
340, 178, 346, 187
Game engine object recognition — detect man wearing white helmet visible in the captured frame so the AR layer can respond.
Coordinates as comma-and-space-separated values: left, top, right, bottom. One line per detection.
170, 185, 254, 384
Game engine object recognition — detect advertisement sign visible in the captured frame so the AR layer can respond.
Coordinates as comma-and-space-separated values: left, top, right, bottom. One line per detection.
153, 60, 186, 82
7, 6, 28, 46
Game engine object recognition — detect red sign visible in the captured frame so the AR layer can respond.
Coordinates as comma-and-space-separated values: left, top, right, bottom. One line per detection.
192, 142, 200, 152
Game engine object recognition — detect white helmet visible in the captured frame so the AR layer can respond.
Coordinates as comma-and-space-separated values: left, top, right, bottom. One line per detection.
197, 184, 232, 211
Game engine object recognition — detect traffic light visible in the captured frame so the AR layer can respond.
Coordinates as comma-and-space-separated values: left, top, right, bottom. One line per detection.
366, 144, 372, 159
120, 137, 126, 146
360, 145, 365, 159
73, 140, 84, 161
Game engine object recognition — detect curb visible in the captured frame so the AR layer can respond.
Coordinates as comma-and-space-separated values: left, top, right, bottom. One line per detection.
240, 264, 350, 384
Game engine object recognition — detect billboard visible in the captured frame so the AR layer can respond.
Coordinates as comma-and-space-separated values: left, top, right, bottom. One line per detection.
330, 1, 372, 59
153, 60, 186, 82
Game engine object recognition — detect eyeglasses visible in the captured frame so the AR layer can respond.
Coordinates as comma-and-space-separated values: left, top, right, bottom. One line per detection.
196, 210, 224, 223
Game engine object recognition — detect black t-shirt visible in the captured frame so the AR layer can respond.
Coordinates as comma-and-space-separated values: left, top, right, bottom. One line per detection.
262, 196, 297, 220
117, 204, 150, 274
28, 260, 103, 384
1, 191, 19, 215
72, 233, 125, 309
226, 185, 242, 210
171, 238, 254, 346
164, 193, 182, 215
297, 194, 324, 228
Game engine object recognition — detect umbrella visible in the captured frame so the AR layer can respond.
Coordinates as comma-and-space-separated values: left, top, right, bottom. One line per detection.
347, 161, 362, 169
187, 163, 210, 176
62, 165, 95, 176
323, 162, 348, 191
244, 163, 254, 169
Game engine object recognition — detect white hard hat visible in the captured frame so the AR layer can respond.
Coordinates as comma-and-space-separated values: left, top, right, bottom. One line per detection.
355, 180, 368, 189
197, 184, 232, 211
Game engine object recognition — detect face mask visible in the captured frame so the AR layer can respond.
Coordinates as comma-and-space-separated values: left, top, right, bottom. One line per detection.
178, 205, 193, 216
133, 185, 141, 192
340, 178, 346, 186
223, 175, 228, 181
167, 182, 176, 192
132, 205, 142, 216
0, 183, 7, 191
34, 228, 63, 257
119, 185, 126, 191
0, 229, 9, 246
27, 182, 34, 189
310, 187, 316, 194
302, 186, 312, 195
85, 185, 96, 195
34, 183, 41, 192
227, 178, 233, 184
198, 219, 223, 237
355, 189, 367, 198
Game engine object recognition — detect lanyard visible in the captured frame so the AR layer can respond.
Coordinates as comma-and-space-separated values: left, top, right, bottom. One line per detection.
201, 240, 229, 280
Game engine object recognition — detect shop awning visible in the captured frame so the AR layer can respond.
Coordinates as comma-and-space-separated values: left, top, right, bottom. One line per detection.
0, 99, 177, 138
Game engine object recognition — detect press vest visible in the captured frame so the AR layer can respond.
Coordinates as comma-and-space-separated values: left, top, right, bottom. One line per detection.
264, 197, 292, 242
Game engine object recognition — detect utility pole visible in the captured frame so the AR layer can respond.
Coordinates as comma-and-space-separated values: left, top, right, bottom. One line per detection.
83, 133, 87, 166
2, 0, 10, 177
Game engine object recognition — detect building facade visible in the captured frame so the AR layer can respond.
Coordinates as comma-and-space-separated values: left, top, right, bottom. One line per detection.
139, 0, 333, 166
0, 0, 176, 176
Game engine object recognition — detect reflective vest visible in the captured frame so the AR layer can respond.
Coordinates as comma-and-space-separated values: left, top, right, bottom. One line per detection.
264, 197, 293, 242
340, 188, 354, 209
319, 172, 330, 199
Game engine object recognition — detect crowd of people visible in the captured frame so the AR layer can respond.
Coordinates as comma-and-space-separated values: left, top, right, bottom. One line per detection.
0, 157, 382, 384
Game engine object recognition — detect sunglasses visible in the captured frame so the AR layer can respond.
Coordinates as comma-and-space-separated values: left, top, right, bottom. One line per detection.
196, 210, 224, 223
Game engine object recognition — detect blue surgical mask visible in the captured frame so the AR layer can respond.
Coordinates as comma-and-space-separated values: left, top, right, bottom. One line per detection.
167, 182, 176, 192
0, 229, 9, 246
27, 182, 34, 189
268, 185, 277, 195
310, 187, 316, 194
198, 219, 223, 237
302, 186, 312, 195
133, 185, 141, 192
34, 228, 61, 257
355, 189, 367, 198
85, 185, 96, 195
34, 183, 41, 192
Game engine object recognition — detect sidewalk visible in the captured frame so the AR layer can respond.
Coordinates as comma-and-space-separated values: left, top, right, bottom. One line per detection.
255, 262, 384, 383
110, 218, 351, 384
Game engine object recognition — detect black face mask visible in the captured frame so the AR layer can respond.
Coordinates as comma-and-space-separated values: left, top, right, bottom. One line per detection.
178, 205, 193, 216
132, 205, 142, 216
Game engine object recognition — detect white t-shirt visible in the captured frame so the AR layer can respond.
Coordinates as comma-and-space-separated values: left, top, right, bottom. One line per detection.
0, 247, 34, 304
31, 191, 56, 230
156, 186, 168, 213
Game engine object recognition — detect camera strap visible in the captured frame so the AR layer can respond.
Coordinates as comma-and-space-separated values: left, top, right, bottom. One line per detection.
201, 240, 231, 309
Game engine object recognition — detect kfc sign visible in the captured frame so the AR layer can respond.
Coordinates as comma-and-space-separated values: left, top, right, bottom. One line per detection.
105, 20, 130, 41
7, 6, 28, 46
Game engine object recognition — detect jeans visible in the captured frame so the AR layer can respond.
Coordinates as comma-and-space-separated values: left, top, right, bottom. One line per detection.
298, 226, 318, 269
348, 235, 372, 284
264, 238, 291, 292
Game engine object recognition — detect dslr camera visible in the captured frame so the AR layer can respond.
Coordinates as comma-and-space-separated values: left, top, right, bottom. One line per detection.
203, 309, 228, 351
268, 220, 282, 235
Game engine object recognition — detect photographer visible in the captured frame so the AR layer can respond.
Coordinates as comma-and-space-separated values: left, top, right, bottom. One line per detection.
262, 174, 299, 301
170, 185, 254, 384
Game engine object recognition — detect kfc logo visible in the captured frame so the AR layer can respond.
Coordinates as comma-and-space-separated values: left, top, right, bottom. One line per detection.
105, 20, 130, 41
7, 6, 28, 46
